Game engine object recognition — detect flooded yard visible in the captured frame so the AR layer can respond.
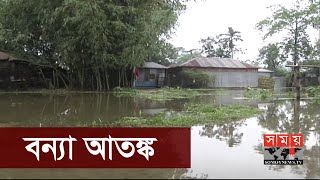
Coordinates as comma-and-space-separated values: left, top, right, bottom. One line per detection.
0, 90, 319, 179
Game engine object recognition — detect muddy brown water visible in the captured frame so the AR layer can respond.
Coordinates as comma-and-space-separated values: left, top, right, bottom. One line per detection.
0, 90, 318, 179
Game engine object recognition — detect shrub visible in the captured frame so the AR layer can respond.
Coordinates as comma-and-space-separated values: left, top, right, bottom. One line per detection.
244, 88, 273, 100
113, 86, 137, 96
180, 70, 212, 88
306, 86, 320, 97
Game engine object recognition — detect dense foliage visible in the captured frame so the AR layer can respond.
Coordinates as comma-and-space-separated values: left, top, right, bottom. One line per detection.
257, 43, 286, 71
200, 27, 244, 58
256, 0, 320, 66
180, 70, 210, 88
0, 0, 188, 90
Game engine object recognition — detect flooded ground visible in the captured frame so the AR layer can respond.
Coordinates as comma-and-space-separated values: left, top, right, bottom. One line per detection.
0, 90, 319, 179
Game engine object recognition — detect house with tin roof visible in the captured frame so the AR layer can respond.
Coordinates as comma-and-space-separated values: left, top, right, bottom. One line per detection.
167, 57, 259, 88
133, 62, 168, 88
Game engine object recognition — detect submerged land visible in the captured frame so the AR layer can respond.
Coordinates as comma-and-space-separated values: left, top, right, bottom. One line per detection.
1, 86, 320, 128
0, 87, 319, 179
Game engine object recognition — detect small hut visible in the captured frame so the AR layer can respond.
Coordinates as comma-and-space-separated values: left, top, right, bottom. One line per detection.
0, 51, 53, 90
133, 62, 167, 88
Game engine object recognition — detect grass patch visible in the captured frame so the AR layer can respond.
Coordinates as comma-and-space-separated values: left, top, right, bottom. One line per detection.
244, 88, 273, 100
305, 86, 320, 97
279, 87, 320, 99
113, 87, 200, 101
284, 90, 295, 98
112, 104, 261, 127
195, 88, 228, 95
113, 87, 138, 97
139, 87, 200, 101
112, 87, 230, 101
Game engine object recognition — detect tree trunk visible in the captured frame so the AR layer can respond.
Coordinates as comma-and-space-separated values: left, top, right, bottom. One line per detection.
118, 70, 121, 87
294, 67, 301, 100
105, 72, 109, 91
293, 18, 301, 100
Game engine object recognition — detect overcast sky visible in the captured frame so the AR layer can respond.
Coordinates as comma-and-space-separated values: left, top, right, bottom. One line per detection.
170, 0, 319, 63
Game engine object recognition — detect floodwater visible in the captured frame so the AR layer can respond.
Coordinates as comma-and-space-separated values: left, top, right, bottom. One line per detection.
0, 90, 319, 179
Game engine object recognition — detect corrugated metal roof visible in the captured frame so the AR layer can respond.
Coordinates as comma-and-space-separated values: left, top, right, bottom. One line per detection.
141, 62, 168, 69
0, 51, 10, 60
177, 57, 258, 69
258, 68, 274, 73
0, 51, 23, 61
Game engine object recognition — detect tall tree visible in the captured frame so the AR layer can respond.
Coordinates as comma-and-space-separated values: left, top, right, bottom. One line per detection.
0, 0, 188, 90
256, 0, 320, 99
200, 27, 244, 58
257, 43, 286, 71
148, 42, 181, 66
175, 48, 202, 64
256, 0, 318, 65
200, 36, 231, 58
218, 27, 244, 58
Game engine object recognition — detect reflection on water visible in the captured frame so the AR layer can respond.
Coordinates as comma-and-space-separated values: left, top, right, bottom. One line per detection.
200, 121, 245, 147
190, 100, 319, 179
0, 91, 266, 127
0, 93, 188, 127
0, 168, 188, 179
0, 91, 319, 179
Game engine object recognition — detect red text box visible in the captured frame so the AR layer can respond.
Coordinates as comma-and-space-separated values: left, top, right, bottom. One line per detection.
0, 128, 191, 168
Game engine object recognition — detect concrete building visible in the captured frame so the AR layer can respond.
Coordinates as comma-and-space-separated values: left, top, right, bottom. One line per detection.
167, 57, 259, 88
133, 62, 167, 88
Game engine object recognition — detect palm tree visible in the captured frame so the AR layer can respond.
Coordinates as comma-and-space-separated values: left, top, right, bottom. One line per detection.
218, 27, 243, 58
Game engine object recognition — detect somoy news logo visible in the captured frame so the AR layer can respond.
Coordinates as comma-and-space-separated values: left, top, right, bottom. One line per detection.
264, 134, 304, 165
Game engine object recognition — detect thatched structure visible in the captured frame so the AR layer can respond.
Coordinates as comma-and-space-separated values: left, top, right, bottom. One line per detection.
0, 51, 54, 90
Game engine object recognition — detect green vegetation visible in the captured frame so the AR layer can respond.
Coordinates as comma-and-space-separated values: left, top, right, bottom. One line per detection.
180, 70, 211, 88
200, 27, 244, 58
196, 88, 228, 95
113, 87, 231, 101
306, 86, 320, 97
112, 104, 260, 127
0, 0, 188, 91
113, 87, 137, 97
113, 87, 200, 101
257, 43, 285, 71
139, 88, 200, 101
244, 88, 273, 99
285, 90, 295, 98
174, 49, 203, 65
256, 1, 319, 66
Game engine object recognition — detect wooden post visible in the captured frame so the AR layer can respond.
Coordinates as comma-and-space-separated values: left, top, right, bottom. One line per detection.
293, 66, 301, 100
318, 67, 320, 85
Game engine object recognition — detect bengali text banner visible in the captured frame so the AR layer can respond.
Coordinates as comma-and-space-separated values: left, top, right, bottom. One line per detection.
0, 127, 190, 168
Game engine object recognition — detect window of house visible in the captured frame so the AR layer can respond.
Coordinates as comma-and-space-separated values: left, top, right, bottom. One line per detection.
149, 74, 155, 79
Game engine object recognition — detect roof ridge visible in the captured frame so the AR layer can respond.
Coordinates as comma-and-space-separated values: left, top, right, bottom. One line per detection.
179, 57, 201, 66
175, 57, 258, 69
143, 61, 168, 69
